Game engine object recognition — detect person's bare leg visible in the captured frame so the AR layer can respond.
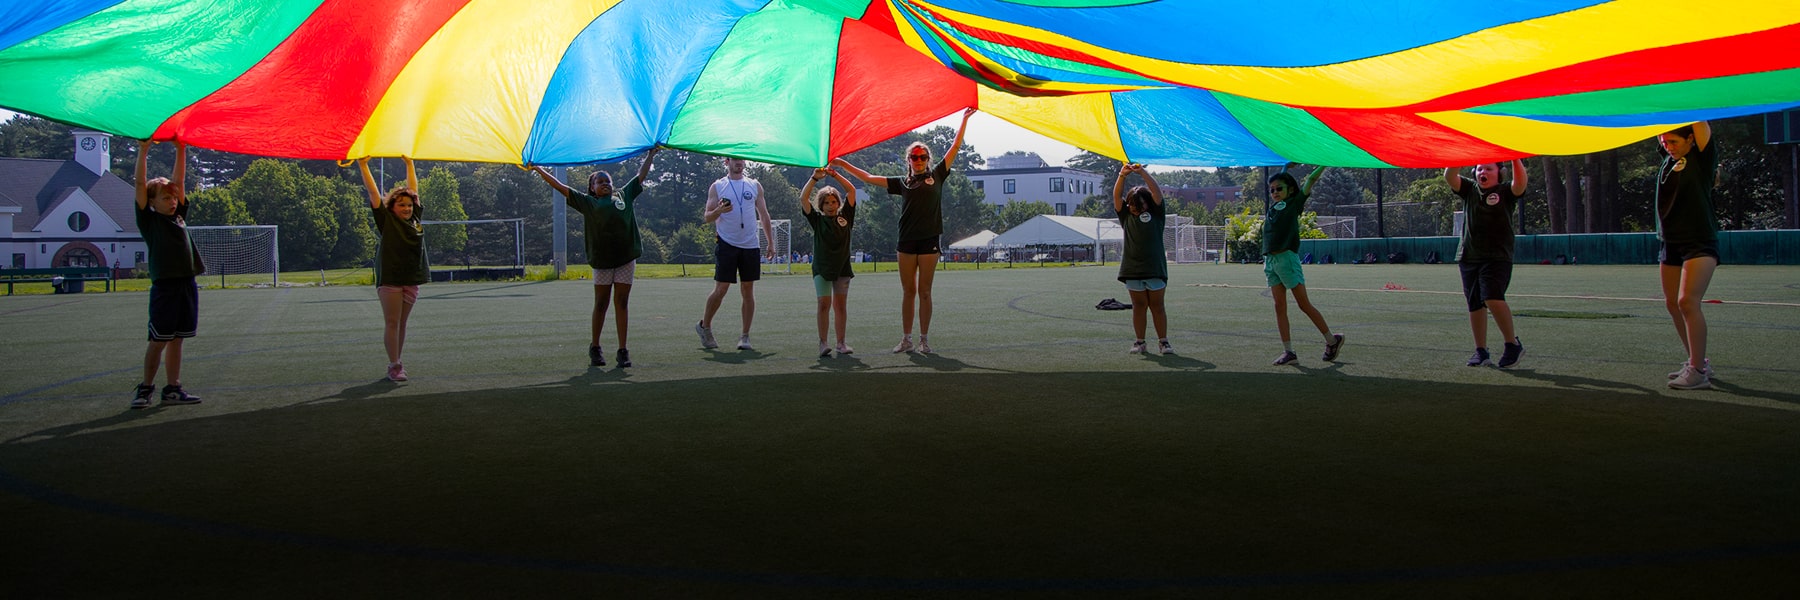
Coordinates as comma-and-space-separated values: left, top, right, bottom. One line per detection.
381, 290, 405, 364
1660, 264, 1688, 352
1271, 285, 1291, 345
612, 283, 631, 349
739, 280, 756, 337
1468, 307, 1490, 349
1128, 289, 1149, 341
897, 253, 919, 337
816, 295, 831, 344
1677, 257, 1718, 369
701, 281, 731, 330
591, 284, 610, 347
163, 338, 184, 386
833, 283, 850, 346
1291, 284, 1332, 339
142, 340, 167, 386
916, 253, 939, 337
1147, 288, 1168, 340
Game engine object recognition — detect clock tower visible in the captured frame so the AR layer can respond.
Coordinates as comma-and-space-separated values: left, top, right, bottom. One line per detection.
73, 130, 111, 176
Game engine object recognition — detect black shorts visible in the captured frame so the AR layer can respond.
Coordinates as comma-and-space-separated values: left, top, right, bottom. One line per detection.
148, 277, 199, 341
895, 236, 941, 255
714, 238, 762, 283
1459, 261, 1513, 313
1659, 240, 1720, 267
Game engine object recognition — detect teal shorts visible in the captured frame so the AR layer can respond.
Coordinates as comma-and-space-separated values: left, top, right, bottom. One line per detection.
1123, 278, 1167, 292
812, 275, 849, 297
1264, 250, 1305, 288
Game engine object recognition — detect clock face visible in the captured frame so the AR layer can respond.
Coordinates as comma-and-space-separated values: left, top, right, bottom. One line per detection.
80, 137, 95, 151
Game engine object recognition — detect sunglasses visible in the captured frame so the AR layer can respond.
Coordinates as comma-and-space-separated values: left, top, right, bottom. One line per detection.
1271, 185, 1289, 193
909, 154, 929, 161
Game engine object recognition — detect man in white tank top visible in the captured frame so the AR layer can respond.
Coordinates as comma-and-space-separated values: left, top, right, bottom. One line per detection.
695, 157, 775, 351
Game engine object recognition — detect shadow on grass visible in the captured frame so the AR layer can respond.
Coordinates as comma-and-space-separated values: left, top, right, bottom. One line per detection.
701, 348, 775, 365
2, 370, 1798, 597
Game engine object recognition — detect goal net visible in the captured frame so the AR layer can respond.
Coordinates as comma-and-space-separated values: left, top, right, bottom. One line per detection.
756, 218, 793, 274
1163, 218, 1225, 264
187, 225, 278, 287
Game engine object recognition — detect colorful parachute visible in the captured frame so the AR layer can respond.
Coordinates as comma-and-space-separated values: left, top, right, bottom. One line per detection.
2, 0, 1798, 168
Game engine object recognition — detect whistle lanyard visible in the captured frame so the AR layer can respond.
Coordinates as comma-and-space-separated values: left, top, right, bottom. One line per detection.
727, 179, 746, 229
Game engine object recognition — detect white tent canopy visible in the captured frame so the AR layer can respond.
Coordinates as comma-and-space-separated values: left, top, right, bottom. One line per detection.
947, 229, 1004, 250
990, 215, 1122, 248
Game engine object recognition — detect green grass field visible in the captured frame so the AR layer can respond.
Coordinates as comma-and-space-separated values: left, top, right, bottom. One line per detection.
3, 263, 1798, 597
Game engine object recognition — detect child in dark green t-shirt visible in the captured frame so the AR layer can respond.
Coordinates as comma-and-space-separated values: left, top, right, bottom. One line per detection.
799, 167, 859, 357
1444, 158, 1528, 368
1112, 163, 1172, 355
131, 140, 205, 409
357, 157, 424, 382
1263, 164, 1344, 366
530, 147, 659, 368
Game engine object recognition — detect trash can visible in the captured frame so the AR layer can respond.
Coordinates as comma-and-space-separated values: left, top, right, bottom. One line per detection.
66, 276, 84, 293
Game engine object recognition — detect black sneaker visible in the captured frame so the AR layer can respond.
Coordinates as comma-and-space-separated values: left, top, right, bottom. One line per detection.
1322, 333, 1345, 361
615, 348, 631, 368
1498, 338, 1524, 369
160, 385, 202, 406
1467, 347, 1492, 367
589, 345, 605, 367
131, 383, 155, 410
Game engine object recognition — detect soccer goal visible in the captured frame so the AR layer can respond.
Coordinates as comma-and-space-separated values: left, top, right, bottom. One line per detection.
187, 225, 279, 287
422, 218, 525, 281
756, 219, 793, 274
1164, 219, 1225, 264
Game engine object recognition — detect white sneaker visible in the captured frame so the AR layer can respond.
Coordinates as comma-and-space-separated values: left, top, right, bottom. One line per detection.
1159, 340, 1174, 355
1128, 341, 1147, 354
695, 321, 718, 349
819, 342, 832, 358
1668, 364, 1712, 390
1668, 359, 1713, 380
917, 337, 932, 354
737, 335, 753, 350
893, 337, 914, 353
836, 343, 854, 355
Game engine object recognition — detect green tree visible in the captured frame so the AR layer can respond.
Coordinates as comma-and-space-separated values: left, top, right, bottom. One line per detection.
993, 200, 1054, 232
1065, 151, 1122, 176
327, 181, 375, 269
419, 167, 469, 262
232, 159, 338, 270
185, 186, 252, 226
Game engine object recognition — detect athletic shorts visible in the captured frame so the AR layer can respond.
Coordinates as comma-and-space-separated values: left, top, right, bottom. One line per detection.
714, 238, 761, 283
895, 236, 941, 255
147, 277, 199, 342
1659, 240, 1720, 267
593, 260, 635, 285
1263, 251, 1305, 289
378, 284, 419, 305
1123, 278, 1167, 292
813, 275, 851, 297
1459, 261, 1513, 312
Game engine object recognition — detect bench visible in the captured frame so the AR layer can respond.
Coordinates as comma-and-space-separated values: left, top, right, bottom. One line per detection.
0, 266, 114, 295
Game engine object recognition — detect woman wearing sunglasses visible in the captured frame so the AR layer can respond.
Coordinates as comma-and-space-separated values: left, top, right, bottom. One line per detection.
833, 107, 975, 354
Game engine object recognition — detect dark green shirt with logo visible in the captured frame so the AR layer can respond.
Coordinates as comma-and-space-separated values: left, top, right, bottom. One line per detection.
805, 203, 856, 281
1118, 208, 1167, 282
1261, 189, 1307, 255
568, 176, 644, 269
1453, 176, 1519, 263
885, 160, 949, 242
136, 201, 203, 280
371, 201, 428, 286
1656, 141, 1718, 244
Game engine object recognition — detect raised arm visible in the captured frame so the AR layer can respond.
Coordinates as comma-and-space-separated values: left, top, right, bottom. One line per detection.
1509, 158, 1528, 197
1693, 120, 1712, 152
357, 158, 384, 208
403, 156, 419, 205
832, 168, 857, 207
529, 165, 573, 197
830, 157, 885, 186
942, 107, 976, 167
1111, 164, 1130, 213
1300, 164, 1325, 196
1138, 167, 1164, 206
799, 169, 825, 215
134, 140, 155, 209
636, 146, 660, 181
171, 141, 188, 205
1443, 166, 1463, 193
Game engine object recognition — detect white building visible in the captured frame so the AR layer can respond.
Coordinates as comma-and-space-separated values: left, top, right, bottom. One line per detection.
965, 152, 1104, 216
0, 130, 144, 272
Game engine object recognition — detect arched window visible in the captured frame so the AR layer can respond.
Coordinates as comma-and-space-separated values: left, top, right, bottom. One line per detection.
68, 211, 90, 232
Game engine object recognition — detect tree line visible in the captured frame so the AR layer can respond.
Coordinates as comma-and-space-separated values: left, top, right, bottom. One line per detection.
3, 113, 1792, 272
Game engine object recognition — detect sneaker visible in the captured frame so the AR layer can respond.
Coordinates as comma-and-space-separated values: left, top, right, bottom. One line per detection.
820, 342, 833, 358
1498, 338, 1524, 369
387, 362, 409, 382
695, 321, 718, 349
1273, 350, 1299, 366
1129, 340, 1147, 354
159, 385, 202, 406
836, 343, 854, 355
1668, 364, 1712, 390
131, 383, 155, 410
893, 337, 914, 353
615, 348, 631, 368
1159, 340, 1174, 355
1322, 333, 1345, 361
589, 345, 605, 367
918, 336, 932, 355
1668, 359, 1713, 380
737, 335, 753, 351
1467, 348, 1492, 367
